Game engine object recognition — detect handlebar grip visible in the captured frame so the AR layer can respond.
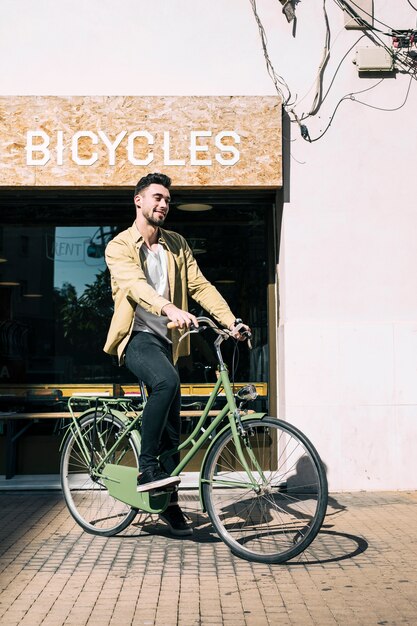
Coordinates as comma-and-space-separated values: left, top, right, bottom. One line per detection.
167, 321, 198, 330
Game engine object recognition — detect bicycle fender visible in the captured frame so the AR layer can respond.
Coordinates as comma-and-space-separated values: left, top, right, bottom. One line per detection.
198, 412, 267, 512
59, 407, 141, 453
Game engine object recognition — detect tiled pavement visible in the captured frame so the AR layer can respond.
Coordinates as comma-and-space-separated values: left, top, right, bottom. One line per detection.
0, 487, 416, 625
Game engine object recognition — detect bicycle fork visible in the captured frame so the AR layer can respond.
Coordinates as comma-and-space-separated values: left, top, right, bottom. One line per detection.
221, 373, 268, 492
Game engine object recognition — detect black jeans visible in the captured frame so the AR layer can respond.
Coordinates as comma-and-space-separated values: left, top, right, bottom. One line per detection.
125, 331, 181, 481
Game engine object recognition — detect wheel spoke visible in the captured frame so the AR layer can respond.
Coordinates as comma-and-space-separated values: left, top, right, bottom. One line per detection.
61, 412, 139, 536
203, 418, 328, 563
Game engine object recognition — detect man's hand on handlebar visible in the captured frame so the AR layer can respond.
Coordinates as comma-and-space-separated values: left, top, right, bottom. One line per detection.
229, 320, 251, 342
162, 303, 199, 329
165, 312, 251, 347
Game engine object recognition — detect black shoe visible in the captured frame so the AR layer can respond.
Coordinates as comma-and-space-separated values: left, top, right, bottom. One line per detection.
160, 505, 193, 536
136, 467, 181, 493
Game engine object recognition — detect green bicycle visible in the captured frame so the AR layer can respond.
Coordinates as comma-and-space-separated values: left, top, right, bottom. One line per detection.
60, 317, 328, 564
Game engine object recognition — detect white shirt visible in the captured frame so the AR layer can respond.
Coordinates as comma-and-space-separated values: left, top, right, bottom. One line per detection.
133, 243, 171, 340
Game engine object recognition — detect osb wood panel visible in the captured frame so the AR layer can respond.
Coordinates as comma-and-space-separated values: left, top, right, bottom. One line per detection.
0, 96, 282, 188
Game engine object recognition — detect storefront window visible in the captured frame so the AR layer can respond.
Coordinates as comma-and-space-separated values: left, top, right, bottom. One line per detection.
0, 195, 270, 388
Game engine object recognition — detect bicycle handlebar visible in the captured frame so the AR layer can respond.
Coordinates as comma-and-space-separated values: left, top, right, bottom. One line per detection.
167, 316, 252, 348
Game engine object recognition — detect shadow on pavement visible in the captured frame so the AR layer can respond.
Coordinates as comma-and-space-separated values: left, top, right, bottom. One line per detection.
128, 507, 369, 567
289, 529, 369, 565
0, 491, 368, 568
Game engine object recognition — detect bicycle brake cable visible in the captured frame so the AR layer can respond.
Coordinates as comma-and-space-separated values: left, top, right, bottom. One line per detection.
231, 339, 240, 394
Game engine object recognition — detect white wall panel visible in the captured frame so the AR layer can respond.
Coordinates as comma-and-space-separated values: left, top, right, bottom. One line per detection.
1, 0, 417, 489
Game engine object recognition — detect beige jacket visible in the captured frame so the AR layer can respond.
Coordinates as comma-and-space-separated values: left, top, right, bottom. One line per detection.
103, 223, 236, 364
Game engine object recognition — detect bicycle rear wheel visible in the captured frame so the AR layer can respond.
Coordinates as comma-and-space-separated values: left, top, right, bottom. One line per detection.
61, 411, 140, 536
202, 417, 328, 564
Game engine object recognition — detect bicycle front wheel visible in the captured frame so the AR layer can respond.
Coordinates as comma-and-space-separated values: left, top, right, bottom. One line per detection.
202, 417, 328, 564
61, 411, 140, 536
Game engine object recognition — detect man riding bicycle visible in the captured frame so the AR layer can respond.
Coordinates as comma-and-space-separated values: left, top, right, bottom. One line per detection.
104, 172, 249, 536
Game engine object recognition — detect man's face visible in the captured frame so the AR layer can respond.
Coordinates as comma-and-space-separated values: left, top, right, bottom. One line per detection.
134, 183, 171, 227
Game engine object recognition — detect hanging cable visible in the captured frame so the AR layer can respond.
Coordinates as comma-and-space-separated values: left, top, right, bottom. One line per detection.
306, 80, 384, 142
249, 0, 416, 142
295, 23, 350, 108
407, 0, 417, 12
290, 34, 366, 130
332, 0, 394, 35
307, 0, 332, 116
366, 27, 416, 75
249, 0, 293, 105
348, 73, 414, 111
307, 74, 413, 142
290, 108, 312, 141
319, 34, 365, 106
333, 0, 417, 77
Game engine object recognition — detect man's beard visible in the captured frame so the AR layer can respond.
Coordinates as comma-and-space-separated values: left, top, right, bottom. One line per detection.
146, 215, 166, 226
146, 214, 166, 227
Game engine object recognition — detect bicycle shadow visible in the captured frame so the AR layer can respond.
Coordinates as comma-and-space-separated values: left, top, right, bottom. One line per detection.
127, 508, 368, 565
286, 529, 369, 565
125, 455, 367, 565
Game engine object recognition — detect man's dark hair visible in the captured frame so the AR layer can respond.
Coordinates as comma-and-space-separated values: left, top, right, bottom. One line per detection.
134, 172, 172, 197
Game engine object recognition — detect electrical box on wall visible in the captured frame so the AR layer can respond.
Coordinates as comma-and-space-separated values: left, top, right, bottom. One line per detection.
344, 0, 374, 30
355, 47, 394, 72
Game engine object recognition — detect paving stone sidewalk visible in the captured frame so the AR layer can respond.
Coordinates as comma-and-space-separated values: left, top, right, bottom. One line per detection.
0, 489, 416, 625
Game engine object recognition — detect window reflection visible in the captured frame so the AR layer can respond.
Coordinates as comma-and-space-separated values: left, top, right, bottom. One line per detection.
0, 217, 269, 387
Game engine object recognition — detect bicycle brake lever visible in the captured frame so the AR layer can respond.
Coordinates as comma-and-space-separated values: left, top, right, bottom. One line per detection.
242, 333, 252, 350
233, 323, 253, 349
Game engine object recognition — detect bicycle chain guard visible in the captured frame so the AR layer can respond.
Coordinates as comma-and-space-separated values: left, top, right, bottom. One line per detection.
101, 464, 170, 513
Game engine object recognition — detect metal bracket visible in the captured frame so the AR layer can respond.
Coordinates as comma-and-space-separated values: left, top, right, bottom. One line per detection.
279, 0, 296, 23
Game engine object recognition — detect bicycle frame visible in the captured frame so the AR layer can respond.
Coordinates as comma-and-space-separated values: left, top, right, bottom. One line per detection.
63, 321, 267, 514
161, 369, 266, 482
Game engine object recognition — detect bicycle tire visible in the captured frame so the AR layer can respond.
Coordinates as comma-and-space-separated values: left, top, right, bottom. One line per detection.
61, 411, 140, 536
202, 417, 328, 564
